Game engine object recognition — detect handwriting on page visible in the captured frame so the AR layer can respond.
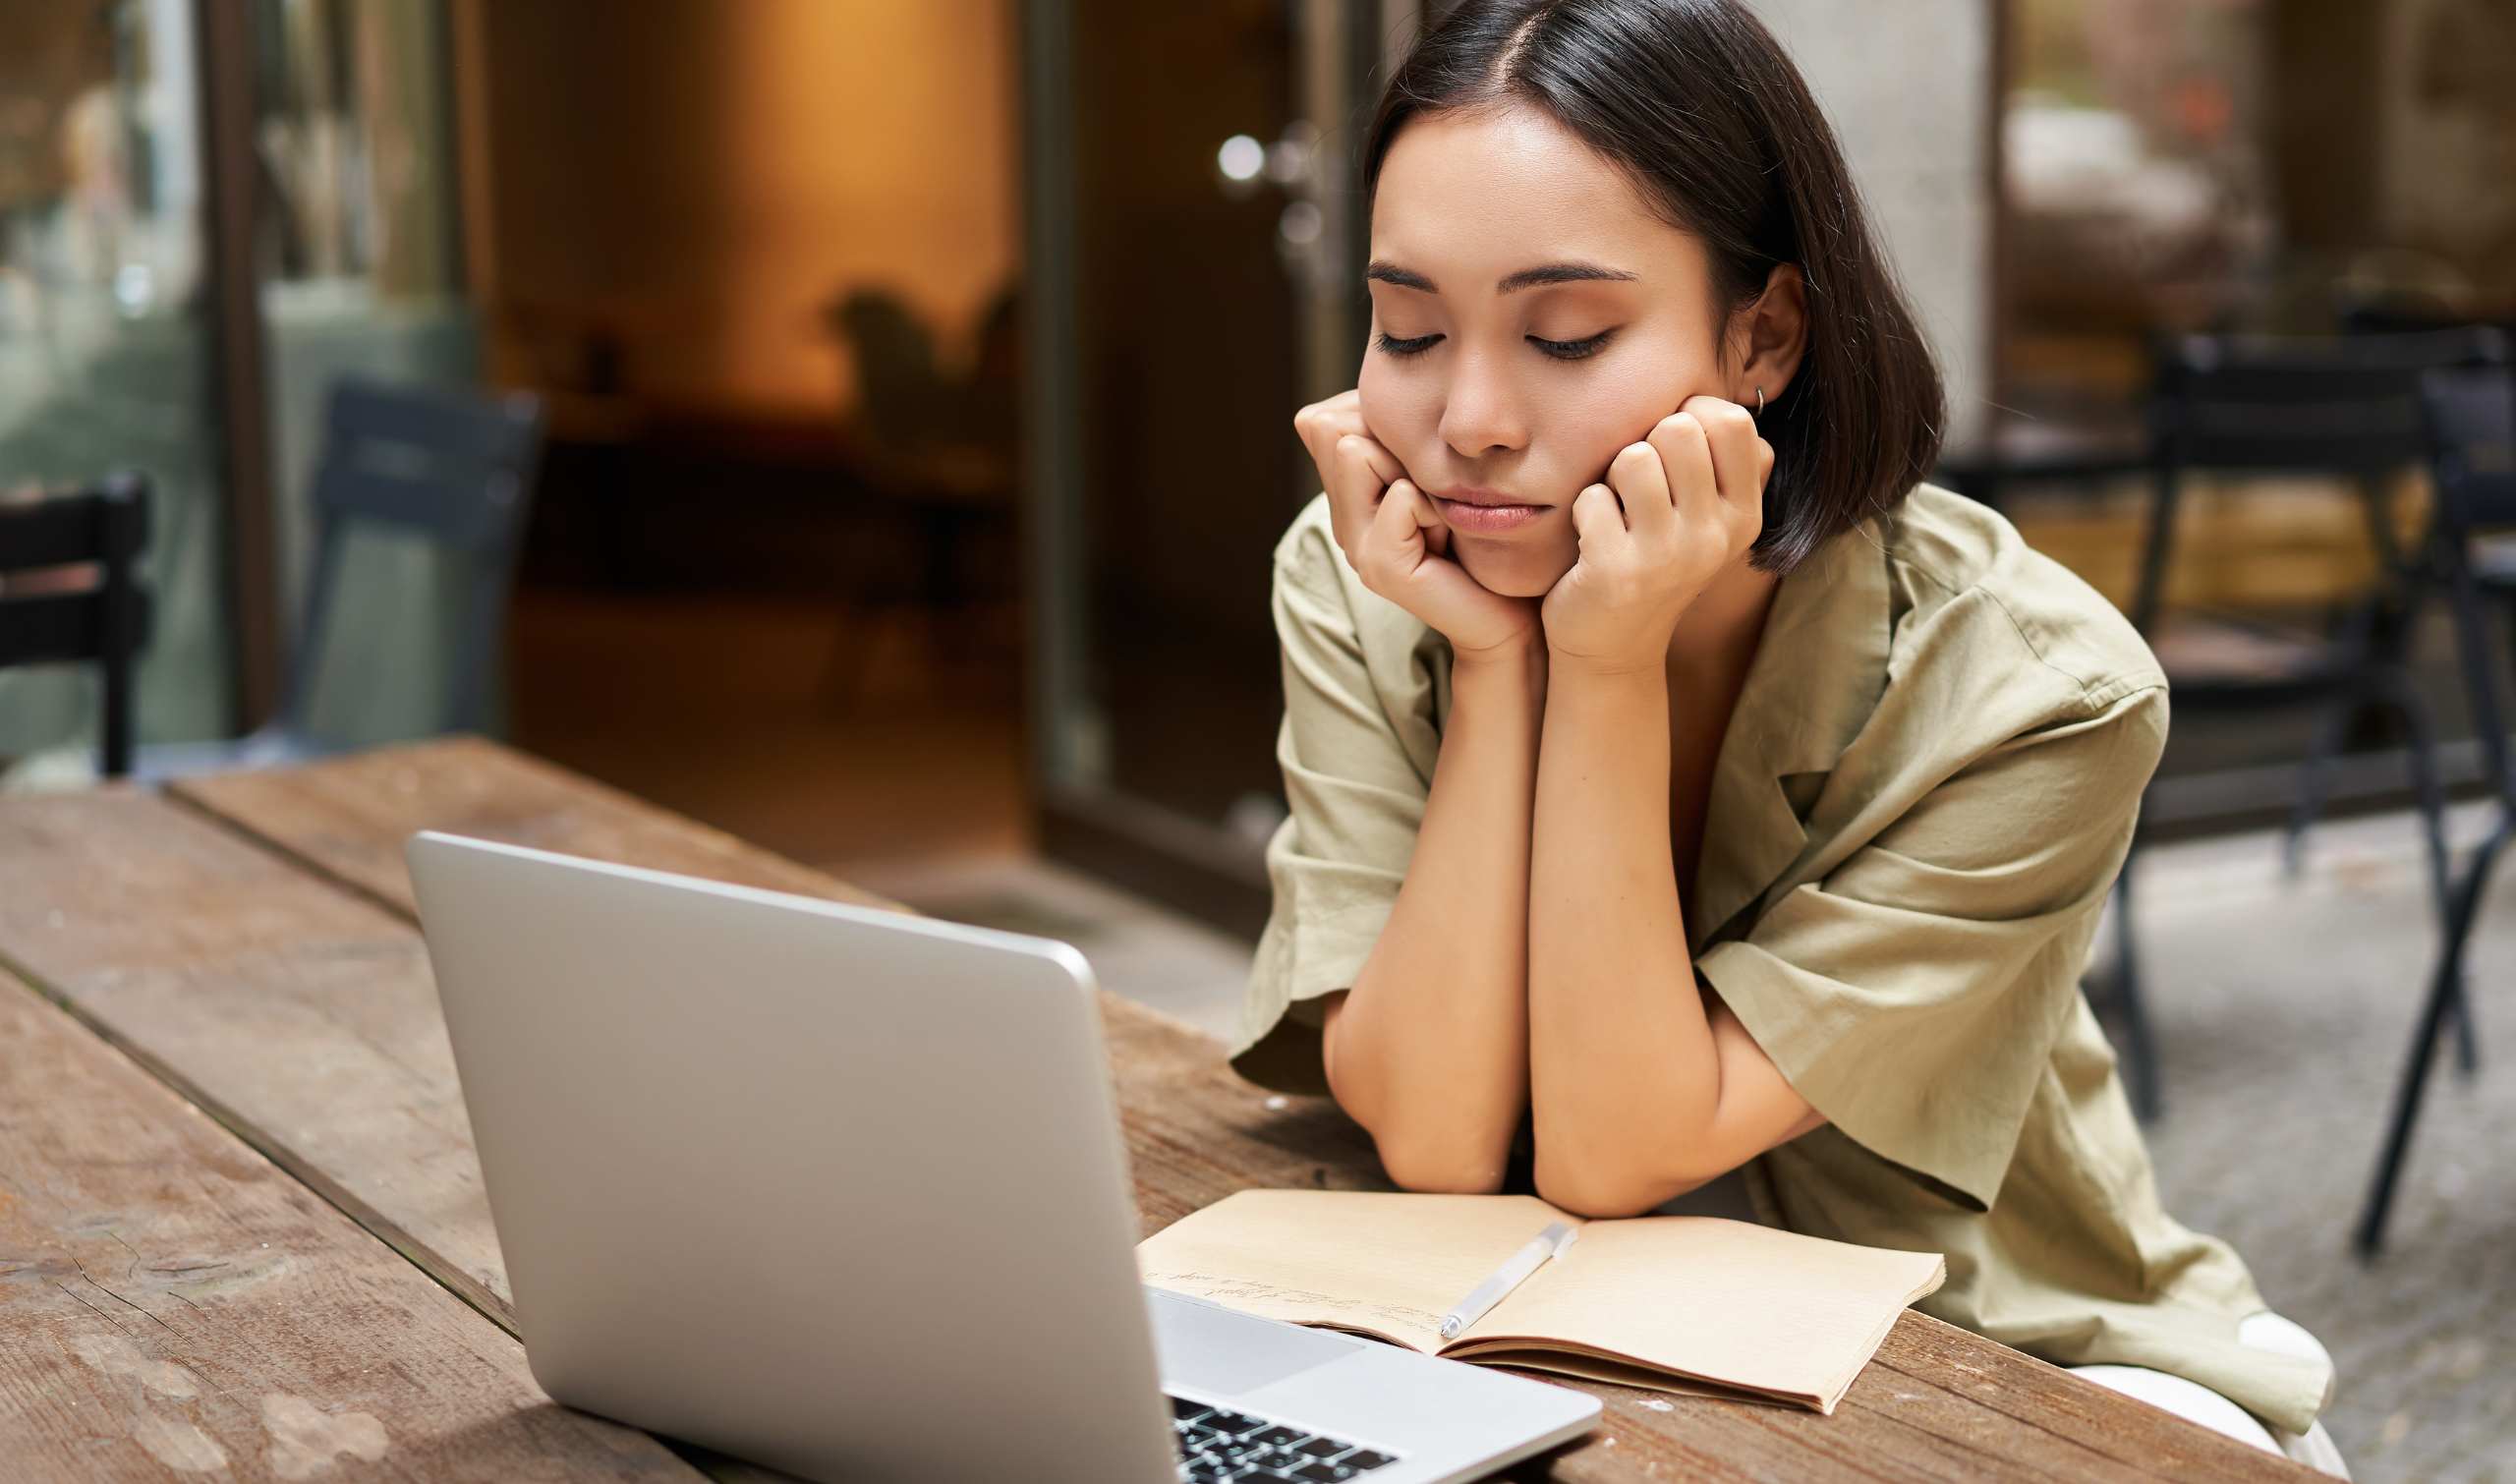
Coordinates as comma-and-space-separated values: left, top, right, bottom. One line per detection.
1143, 1270, 1446, 1333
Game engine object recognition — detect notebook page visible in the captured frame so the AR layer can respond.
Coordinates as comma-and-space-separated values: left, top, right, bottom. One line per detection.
1468, 1347, 1796, 1407
1136, 1190, 1576, 1354
1449, 1215, 1944, 1412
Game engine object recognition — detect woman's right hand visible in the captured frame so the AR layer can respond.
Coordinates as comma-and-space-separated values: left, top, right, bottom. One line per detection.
1293, 390, 1541, 657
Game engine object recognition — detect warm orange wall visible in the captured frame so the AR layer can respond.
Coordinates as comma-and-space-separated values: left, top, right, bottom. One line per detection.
456, 0, 1020, 421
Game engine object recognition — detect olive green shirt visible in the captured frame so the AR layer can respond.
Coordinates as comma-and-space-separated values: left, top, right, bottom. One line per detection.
1229, 484, 2332, 1436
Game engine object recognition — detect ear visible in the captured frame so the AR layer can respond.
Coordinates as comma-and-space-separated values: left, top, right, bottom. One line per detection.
1729, 263, 1808, 410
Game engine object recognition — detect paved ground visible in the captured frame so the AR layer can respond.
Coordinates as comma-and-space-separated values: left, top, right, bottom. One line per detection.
2119, 806, 2515, 1481
861, 805, 2516, 1483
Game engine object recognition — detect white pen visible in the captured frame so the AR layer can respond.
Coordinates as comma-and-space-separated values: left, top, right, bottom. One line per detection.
1437, 1221, 1579, 1341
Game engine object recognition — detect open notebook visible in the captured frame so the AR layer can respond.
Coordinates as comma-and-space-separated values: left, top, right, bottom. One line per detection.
1137, 1190, 1945, 1416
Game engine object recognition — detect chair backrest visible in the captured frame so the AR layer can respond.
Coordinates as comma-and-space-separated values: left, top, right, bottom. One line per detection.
2129, 327, 2511, 632
830, 287, 953, 452
2340, 302, 2516, 343
2421, 365, 2516, 540
0, 473, 152, 775
2152, 327, 2509, 477
286, 378, 544, 737
2419, 364, 2516, 799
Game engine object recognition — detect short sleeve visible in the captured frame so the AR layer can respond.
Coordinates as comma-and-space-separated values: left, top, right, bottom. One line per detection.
1693, 684, 2167, 1210
1228, 501, 1438, 1094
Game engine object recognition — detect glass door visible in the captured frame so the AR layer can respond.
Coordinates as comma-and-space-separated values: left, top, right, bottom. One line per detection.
249, 0, 478, 746
1025, 0, 1413, 932
0, 0, 234, 760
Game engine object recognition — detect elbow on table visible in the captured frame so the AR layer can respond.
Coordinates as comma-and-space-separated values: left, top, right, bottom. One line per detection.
1532, 1153, 1685, 1220
1370, 1130, 1511, 1196
1322, 1001, 1513, 1195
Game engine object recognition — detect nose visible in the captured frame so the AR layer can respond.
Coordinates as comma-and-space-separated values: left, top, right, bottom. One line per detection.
1436, 347, 1528, 460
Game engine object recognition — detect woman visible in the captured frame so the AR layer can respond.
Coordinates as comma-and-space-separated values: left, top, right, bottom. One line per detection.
1229, 1, 2348, 1472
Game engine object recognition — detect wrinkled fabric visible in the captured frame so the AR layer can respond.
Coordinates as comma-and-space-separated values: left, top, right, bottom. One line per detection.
1229, 484, 2332, 1436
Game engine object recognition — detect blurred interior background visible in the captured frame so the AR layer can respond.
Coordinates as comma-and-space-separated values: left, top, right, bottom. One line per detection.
1, 3, 2511, 1476
7, 0, 2513, 893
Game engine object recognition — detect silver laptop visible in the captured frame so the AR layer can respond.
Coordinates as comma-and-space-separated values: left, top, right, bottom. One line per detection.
407, 832, 1599, 1483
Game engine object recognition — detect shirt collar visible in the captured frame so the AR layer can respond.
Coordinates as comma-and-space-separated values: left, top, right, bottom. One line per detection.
1689, 517, 1895, 945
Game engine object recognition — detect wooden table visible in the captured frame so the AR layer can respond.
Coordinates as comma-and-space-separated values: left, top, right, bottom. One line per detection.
0, 738, 2312, 1481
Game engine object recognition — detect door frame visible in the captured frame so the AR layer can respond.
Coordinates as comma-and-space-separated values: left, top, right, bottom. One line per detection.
1022, 0, 1410, 938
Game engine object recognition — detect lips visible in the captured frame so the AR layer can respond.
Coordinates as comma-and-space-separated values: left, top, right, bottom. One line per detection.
1432, 496, 1551, 534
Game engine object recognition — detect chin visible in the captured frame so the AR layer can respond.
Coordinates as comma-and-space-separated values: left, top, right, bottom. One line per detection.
1458, 544, 1572, 599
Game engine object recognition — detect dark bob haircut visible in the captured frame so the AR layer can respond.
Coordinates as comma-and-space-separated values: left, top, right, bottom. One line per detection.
1363, 0, 1945, 574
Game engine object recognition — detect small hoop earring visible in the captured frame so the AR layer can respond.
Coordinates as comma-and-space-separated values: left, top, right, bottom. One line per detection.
1754, 385, 1766, 418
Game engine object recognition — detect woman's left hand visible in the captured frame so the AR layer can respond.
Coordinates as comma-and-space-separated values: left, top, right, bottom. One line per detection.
1540, 394, 1772, 675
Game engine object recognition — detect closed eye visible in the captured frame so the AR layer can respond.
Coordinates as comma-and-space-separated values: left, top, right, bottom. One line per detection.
1371, 330, 1619, 362
1531, 330, 1615, 361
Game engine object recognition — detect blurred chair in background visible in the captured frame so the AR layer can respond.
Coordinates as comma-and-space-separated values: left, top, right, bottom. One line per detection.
2358, 361, 2516, 1257
2338, 299, 2516, 345
2098, 327, 2507, 1121
142, 378, 543, 777
0, 473, 150, 778
825, 283, 1020, 707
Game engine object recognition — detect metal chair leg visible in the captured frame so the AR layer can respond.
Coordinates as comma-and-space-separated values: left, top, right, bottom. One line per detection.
2281, 694, 2358, 879
2284, 592, 2395, 876
2386, 675, 2482, 1077
2356, 815, 2508, 1258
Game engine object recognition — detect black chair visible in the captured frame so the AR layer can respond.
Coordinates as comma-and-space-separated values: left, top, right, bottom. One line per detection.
825, 285, 1020, 705
2356, 363, 2516, 1256
2341, 302, 2516, 344
141, 378, 543, 777
2099, 328, 2507, 1121
0, 474, 150, 777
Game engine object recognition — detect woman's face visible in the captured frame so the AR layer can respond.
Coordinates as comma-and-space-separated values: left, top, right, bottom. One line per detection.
1358, 105, 1744, 599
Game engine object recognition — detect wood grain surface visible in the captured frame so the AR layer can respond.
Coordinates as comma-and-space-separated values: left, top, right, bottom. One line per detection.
0, 787, 517, 1329
0, 970, 702, 1482
167, 735, 900, 920
0, 738, 2315, 1480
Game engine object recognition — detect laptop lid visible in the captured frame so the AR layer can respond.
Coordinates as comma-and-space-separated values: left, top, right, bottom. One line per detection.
406, 831, 1177, 1483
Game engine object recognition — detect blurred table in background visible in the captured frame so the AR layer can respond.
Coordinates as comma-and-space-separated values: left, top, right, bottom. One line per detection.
0, 739, 2313, 1480
1934, 407, 2153, 513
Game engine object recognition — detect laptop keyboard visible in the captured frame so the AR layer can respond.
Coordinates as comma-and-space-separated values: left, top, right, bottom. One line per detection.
1169, 1395, 1400, 1482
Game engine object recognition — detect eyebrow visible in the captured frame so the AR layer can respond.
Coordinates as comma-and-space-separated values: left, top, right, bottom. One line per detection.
1364, 259, 1641, 295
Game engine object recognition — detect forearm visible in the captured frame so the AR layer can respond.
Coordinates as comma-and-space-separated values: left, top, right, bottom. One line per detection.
1323, 641, 1544, 1192
1527, 663, 1720, 1215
